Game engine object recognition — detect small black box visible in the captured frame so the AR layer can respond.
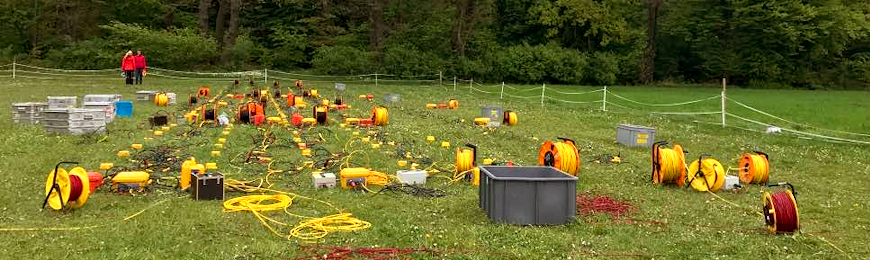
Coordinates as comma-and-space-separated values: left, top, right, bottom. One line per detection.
192, 173, 224, 200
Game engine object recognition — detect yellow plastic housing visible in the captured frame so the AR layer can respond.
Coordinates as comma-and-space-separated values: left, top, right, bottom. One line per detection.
340, 168, 371, 189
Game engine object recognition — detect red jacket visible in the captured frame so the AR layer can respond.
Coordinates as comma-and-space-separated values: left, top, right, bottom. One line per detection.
122, 55, 136, 71
134, 55, 147, 69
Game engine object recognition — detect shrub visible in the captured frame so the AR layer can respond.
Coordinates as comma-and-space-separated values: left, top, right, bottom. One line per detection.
382, 44, 446, 76
588, 52, 619, 85
311, 46, 374, 75
495, 44, 588, 84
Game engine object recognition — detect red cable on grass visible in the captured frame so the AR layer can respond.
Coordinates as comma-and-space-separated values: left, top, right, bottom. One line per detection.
576, 194, 636, 220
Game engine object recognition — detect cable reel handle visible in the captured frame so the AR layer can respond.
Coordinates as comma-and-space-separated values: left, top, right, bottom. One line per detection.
42, 161, 80, 210
465, 143, 477, 165
556, 137, 575, 146
754, 151, 770, 161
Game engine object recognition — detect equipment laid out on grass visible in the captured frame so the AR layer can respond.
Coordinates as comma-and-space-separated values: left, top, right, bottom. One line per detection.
371, 107, 389, 126
503, 110, 518, 126
43, 108, 106, 135
447, 99, 459, 109
480, 106, 503, 127
739, 151, 770, 184
384, 94, 400, 106
397, 170, 427, 185
538, 138, 581, 176
197, 86, 211, 98
616, 124, 655, 147
479, 166, 577, 225
149, 111, 170, 127
473, 117, 490, 126
455, 143, 481, 185
686, 155, 726, 192
763, 182, 800, 233
48, 96, 77, 110
237, 102, 265, 125
651, 141, 687, 186
111, 171, 151, 193
43, 162, 91, 211
359, 94, 374, 100
314, 105, 329, 125
339, 168, 389, 189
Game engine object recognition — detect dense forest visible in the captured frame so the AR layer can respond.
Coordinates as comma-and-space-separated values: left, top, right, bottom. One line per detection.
1, 0, 869, 88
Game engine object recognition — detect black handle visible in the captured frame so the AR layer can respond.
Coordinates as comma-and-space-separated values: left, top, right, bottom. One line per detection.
41, 161, 79, 210
768, 182, 797, 202
754, 151, 770, 161
465, 143, 477, 166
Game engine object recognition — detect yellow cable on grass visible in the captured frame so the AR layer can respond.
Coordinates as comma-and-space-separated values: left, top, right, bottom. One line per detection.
651, 141, 687, 186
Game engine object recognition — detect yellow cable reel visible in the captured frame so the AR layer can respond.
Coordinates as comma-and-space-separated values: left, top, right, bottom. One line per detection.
455, 144, 480, 185
651, 141, 687, 186
154, 93, 169, 107
739, 151, 770, 185
538, 138, 580, 176
313, 105, 328, 125
503, 110, 518, 126
372, 106, 388, 126
43, 162, 90, 211
447, 99, 459, 109
686, 155, 726, 192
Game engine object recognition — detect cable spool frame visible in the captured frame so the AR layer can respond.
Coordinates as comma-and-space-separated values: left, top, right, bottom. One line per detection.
313, 105, 328, 125
686, 154, 726, 192
740, 151, 770, 185
763, 183, 800, 233
538, 137, 580, 176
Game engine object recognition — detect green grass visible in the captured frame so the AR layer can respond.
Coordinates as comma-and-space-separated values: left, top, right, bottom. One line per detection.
0, 77, 868, 259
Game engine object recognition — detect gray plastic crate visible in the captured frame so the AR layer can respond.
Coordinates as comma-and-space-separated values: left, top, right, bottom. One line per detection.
82, 94, 122, 103
47, 96, 77, 110
83, 102, 116, 123
616, 124, 655, 147
479, 166, 577, 225
43, 108, 106, 121
136, 91, 157, 101
480, 106, 503, 127
11, 102, 47, 124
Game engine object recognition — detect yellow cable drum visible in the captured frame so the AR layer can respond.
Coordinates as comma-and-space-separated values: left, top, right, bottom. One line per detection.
372, 107, 388, 126
651, 141, 687, 186
538, 138, 580, 176
739, 151, 770, 185
686, 155, 726, 192
43, 163, 91, 210
455, 144, 480, 185
154, 93, 169, 107
447, 99, 459, 109
503, 110, 518, 126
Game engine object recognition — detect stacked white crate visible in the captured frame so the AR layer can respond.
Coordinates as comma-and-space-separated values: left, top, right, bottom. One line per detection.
82, 94, 122, 123
43, 108, 106, 135
11, 102, 47, 124
47, 96, 77, 110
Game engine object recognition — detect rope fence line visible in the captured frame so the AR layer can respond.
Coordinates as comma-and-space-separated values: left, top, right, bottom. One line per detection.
608, 92, 722, 107
728, 98, 870, 138
726, 113, 870, 145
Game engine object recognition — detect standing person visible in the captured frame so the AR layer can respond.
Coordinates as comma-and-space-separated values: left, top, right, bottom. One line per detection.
134, 50, 147, 84
121, 51, 136, 85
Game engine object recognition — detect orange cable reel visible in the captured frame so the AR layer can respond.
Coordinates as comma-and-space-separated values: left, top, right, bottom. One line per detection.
739, 151, 770, 185
538, 137, 580, 176
651, 141, 687, 187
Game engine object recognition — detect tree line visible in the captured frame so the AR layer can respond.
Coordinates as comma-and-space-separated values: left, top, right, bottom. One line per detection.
1, 0, 869, 88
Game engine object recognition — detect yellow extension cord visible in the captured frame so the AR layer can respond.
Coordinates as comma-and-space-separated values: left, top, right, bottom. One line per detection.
222, 182, 371, 240
553, 142, 579, 175
372, 107, 389, 126
686, 157, 726, 192
653, 144, 686, 186
739, 152, 769, 184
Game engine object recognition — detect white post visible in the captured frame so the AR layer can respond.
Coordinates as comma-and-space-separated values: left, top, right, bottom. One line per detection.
721, 78, 727, 127
375, 74, 379, 88
602, 86, 607, 111
439, 71, 443, 87
264, 68, 268, 84
453, 76, 456, 91
500, 82, 505, 99
12, 58, 15, 80
540, 83, 546, 107
469, 78, 473, 94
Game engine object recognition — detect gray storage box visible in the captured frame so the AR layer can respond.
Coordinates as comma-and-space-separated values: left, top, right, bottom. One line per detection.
47, 96, 77, 110
83, 94, 122, 103
480, 105, 503, 127
43, 109, 106, 135
11, 102, 47, 124
479, 166, 577, 225
83, 102, 116, 123
135, 91, 157, 101
616, 124, 655, 147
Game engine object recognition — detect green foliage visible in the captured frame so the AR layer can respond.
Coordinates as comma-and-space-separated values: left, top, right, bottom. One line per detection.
496, 44, 588, 84
382, 44, 446, 76
588, 52, 619, 85
44, 39, 119, 69
311, 46, 374, 75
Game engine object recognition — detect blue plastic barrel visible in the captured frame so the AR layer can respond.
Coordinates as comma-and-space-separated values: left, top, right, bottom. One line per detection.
115, 101, 133, 117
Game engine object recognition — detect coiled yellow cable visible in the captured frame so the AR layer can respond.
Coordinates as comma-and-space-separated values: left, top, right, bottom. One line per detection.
503, 111, 518, 126
652, 142, 686, 186
739, 152, 770, 184
539, 139, 580, 176
687, 156, 726, 192
372, 107, 388, 126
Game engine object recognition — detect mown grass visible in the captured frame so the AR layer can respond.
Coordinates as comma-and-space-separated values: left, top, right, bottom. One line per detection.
0, 77, 868, 259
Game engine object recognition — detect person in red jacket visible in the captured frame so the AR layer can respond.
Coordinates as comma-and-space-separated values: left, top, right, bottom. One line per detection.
134, 50, 147, 84
121, 50, 136, 85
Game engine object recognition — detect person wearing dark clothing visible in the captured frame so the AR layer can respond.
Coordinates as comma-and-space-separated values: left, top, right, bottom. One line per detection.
134, 50, 147, 84
121, 51, 136, 85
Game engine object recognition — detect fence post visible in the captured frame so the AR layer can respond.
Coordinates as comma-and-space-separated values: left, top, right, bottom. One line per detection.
12, 58, 15, 80
264, 68, 268, 84
500, 82, 505, 99
469, 78, 473, 94
375, 74, 379, 88
439, 71, 443, 87
602, 86, 607, 111
540, 83, 546, 107
721, 78, 727, 127
453, 76, 456, 91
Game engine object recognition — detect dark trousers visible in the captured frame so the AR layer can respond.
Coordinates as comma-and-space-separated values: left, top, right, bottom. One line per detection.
135, 68, 144, 84
124, 70, 134, 85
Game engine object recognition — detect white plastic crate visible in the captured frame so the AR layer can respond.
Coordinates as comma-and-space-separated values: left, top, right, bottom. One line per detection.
167, 93, 177, 104
136, 91, 157, 101
83, 102, 116, 123
12, 117, 42, 124
11, 102, 47, 124
83, 94, 122, 103
47, 96, 77, 110
43, 108, 106, 121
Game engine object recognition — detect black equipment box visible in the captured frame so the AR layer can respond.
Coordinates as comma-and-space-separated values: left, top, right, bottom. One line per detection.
192, 173, 224, 200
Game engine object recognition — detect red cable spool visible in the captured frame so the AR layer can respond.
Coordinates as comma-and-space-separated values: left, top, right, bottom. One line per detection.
253, 114, 265, 126
763, 183, 800, 233
68, 174, 84, 202
291, 113, 303, 126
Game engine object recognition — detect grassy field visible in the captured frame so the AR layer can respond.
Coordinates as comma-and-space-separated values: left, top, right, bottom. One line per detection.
0, 76, 868, 259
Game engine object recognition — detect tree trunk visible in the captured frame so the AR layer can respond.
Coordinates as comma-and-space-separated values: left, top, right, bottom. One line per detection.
220, 0, 241, 64
640, 0, 662, 83
453, 1, 466, 55
215, 0, 229, 49
199, 0, 210, 36
369, 0, 387, 55
165, 6, 175, 29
